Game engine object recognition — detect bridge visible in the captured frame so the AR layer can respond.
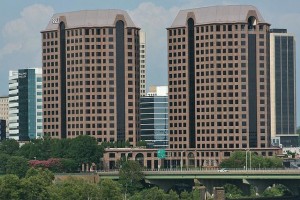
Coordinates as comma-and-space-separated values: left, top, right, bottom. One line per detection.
97, 169, 300, 195
98, 168, 300, 179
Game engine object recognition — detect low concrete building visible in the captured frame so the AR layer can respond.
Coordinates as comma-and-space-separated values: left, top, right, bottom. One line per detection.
102, 147, 282, 170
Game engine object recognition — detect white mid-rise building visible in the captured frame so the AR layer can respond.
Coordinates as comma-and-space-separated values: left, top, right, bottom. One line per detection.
0, 96, 9, 136
140, 31, 146, 96
270, 29, 297, 147
9, 68, 43, 141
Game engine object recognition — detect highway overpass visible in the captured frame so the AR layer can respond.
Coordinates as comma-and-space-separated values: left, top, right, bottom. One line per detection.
97, 169, 300, 195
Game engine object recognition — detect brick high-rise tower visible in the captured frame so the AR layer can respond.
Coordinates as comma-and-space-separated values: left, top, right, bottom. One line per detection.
41, 10, 140, 145
168, 5, 271, 151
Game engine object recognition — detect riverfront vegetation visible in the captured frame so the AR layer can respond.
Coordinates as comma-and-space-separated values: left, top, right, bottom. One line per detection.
0, 162, 202, 200
0, 159, 293, 200
0, 136, 293, 199
220, 151, 283, 169
0, 136, 284, 174
0, 136, 134, 174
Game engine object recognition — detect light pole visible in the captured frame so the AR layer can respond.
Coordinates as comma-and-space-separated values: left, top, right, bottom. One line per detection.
245, 149, 251, 170
245, 150, 248, 170
249, 150, 251, 170
180, 151, 183, 171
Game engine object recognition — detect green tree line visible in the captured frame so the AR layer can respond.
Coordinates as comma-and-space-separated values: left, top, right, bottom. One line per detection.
220, 151, 283, 169
0, 166, 202, 200
0, 136, 121, 174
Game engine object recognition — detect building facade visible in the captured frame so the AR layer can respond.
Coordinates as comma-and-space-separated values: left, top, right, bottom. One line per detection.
0, 120, 6, 141
0, 96, 9, 136
167, 5, 271, 165
140, 86, 168, 148
140, 31, 146, 96
8, 68, 43, 141
42, 10, 140, 145
102, 147, 282, 169
270, 29, 297, 147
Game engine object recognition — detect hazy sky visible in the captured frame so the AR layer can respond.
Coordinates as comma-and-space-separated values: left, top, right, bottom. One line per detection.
0, 0, 299, 124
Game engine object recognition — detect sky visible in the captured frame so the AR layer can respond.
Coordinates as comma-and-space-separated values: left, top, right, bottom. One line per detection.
0, 0, 299, 124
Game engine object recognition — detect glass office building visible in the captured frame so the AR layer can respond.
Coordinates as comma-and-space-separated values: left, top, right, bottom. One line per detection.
270, 29, 297, 147
140, 86, 168, 148
9, 68, 43, 141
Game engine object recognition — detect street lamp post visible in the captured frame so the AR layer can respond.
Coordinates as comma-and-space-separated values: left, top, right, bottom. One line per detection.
245, 149, 251, 170
180, 151, 183, 171
245, 150, 248, 170
249, 150, 252, 170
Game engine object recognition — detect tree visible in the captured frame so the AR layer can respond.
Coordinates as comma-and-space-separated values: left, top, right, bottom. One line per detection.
6, 156, 29, 178
119, 160, 144, 195
18, 140, 46, 160
17, 142, 34, 159
130, 187, 175, 200
220, 151, 246, 168
25, 168, 54, 185
17, 136, 104, 171
0, 174, 21, 200
220, 151, 283, 169
48, 177, 101, 200
169, 190, 180, 200
67, 135, 102, 166
60, 158, 78, 172
191, 187, 201, 200
0, 139, 19, 155
50, 138, 71, 158
99, 179, 122, 200
20, 172, 52, 200
180, 190, 192, 200
0, 153, 9, 174
223, 183, 243, 199
262, 184, 292, 197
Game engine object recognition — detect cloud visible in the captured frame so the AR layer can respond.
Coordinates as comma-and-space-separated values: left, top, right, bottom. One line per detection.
0, 43, 22, 59
129, 2, 179, 49
128, 2, 181, 86
0, 4, 54, 63
128, 0, 240, 88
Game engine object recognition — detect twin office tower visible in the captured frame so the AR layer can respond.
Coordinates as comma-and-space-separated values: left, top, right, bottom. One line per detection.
11, 5, 296, 150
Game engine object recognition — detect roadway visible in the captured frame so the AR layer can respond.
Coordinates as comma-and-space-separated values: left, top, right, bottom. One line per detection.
97, 168, 300, 180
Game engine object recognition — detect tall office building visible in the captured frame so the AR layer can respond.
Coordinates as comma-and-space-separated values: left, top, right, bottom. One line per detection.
42, 10, 140, 145
8, 68, 43, 141
0, 96, 9, 136
140, 86, 168, 148
270, 29, 297, 147
140, 31, 146, 96
168, 5, 271, 151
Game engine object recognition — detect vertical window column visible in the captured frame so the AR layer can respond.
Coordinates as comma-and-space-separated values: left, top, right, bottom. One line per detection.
188, 18, 196, 148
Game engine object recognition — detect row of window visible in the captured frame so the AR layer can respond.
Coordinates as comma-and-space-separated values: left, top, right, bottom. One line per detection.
43, 27, 138, 40
170, 142, 269, 149
169, 33, 265, 43
168, 24, 266, 37
169, 77, 265, 86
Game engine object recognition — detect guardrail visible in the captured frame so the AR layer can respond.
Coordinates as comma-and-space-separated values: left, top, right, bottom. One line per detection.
97, 168, 296, 172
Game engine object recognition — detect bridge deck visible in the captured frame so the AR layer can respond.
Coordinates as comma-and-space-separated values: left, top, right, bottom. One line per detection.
97, 169, 300, 180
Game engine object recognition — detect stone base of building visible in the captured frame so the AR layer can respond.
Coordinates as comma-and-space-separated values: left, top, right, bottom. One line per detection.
102, 147, 282, 170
